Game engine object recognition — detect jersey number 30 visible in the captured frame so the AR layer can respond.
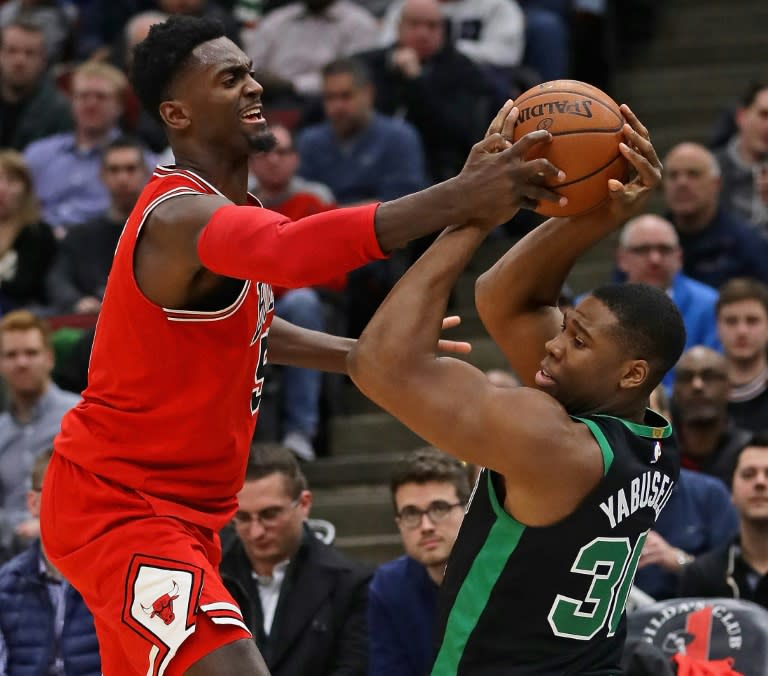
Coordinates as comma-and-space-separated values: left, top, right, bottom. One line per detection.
547, 532, 648, 640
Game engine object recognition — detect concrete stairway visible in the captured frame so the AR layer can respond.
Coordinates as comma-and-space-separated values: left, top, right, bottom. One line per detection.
308, 0, 768, 565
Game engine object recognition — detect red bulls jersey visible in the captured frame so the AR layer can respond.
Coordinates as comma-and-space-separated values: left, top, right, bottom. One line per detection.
55, 167, 274, 530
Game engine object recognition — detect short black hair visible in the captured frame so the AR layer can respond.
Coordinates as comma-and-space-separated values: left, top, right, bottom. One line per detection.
102, 135, 147, 165
131, 15, 225, 124
322, 56, 371, 88
590, 283, 686, 389
246, 443, 308, 499
390, 447, 472, 512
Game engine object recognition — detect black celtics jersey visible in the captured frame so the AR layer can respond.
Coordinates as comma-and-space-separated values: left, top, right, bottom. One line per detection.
431, 410, 679, 676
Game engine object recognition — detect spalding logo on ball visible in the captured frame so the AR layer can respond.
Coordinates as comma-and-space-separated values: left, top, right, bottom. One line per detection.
512, 80, 629, 218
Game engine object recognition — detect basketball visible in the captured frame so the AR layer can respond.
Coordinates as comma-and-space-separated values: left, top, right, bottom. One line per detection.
511, 80, 629, 218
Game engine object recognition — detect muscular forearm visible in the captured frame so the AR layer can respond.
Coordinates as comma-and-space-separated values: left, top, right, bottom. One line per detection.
374, 178, 471, 251
351, 225, 487, 374
268, 316, 353, 374
476, 208, 620, 317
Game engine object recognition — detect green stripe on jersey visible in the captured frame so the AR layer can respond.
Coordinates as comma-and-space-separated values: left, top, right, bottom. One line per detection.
572, 416, 614, 475
430, 473, 525, 676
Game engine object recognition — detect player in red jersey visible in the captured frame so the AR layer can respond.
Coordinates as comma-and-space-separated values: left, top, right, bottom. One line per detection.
39, 15, 566, 676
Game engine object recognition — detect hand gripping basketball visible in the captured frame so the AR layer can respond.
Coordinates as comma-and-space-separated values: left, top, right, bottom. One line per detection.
455, 101, 566, 227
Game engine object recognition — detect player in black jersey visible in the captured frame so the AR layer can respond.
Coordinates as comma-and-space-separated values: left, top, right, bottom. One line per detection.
348, 102, 685, 675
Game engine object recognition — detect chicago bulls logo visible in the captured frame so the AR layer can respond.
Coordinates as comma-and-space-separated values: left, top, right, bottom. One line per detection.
141, 580, 180, 625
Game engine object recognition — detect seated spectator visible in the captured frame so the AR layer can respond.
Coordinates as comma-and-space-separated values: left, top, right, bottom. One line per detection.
46, 136, 149, 316
297, 57, 427, 204
634, 468, 738, 600
221, 443, 372, 676
672, 346, 752, 486
679, 432, 768, 608
714, 80, 768, 232
368, 447, 470, 676
356, 0, 503, 183
663, 142, 768, 289
0, 450, 100, 674
249, 124, 341, 461
380, 0, 570, 89
243, 0, 379, 105
0, 311, 78, 558
297, 57, 427, 335
615, 214, 720, 388
23, 61, 131, 236
0, 0, 75, 63
0, 150, 56, 314
0, 20, 73, 150
718, 279, 768, 433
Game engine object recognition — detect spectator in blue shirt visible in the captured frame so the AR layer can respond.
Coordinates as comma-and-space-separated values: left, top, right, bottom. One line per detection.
297, 56, 427, 335
663, 142, 768, 289
368, 447, 471, 676
616, 214, 721, 389
23, 61, 131, 236
635, 468, 738, 600
297, 56, 427, 205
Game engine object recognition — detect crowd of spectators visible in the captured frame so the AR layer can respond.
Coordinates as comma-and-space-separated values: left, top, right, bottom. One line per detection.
0, 0, 764, 674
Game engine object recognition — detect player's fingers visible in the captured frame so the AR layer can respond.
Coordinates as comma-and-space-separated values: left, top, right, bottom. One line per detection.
622, 124, 662, 170
500, 105, 519, 141
619, 103, 650, 140
507, 129, 553, 157
619, 142, 660, 186
438, 339, 472, 354
441, 315, 461, 330
485, 99, 515, 138
526, 157, 566, 183
522, 184, 568, 206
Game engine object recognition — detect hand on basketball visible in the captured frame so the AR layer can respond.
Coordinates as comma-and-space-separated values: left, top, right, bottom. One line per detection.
456, 101, 566, 227
603, 104, 663, 221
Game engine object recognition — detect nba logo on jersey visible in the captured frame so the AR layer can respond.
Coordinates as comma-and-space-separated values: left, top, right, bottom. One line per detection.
651, 441, 661, 464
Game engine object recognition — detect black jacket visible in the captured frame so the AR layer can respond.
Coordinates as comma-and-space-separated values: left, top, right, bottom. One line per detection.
679, 536, 768, 609
220, 526, 373, 676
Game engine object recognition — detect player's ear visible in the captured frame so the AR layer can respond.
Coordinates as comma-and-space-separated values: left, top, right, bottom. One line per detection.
159, 99, 191, 130
620, 359, 649, 391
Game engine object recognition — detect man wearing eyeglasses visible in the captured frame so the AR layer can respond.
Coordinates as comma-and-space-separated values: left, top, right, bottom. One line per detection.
616, 213, 721, 389
220, 443, 372, 676
368, 447, 470, 676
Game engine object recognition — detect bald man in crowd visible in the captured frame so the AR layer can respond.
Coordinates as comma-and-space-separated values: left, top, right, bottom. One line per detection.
616, 214, 720, 387
663, 142, 768, 288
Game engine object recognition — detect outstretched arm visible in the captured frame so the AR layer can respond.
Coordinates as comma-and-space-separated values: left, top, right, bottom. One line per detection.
347, 121, 580, 479
475, 105, 663, 386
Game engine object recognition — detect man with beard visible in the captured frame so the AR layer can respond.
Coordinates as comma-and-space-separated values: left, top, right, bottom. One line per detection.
0, 20, 72, 150
38, 16, 566, 676
672, 346, 752, 486
368, 447, 470, 676
679, 432, 768, 607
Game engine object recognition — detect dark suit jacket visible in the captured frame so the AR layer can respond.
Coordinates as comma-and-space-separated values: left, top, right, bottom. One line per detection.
221, 526, 373, 676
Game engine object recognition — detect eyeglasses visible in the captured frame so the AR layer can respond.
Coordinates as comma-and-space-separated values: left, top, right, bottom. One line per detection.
395, 500, 464, 529
675, 369, 728, 385
625, 244, 678, 256
233, 498, 300, 528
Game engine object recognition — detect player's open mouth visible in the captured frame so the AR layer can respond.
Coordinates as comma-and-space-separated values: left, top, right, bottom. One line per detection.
535, 368, 556, 387
240, 105, 264, 123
